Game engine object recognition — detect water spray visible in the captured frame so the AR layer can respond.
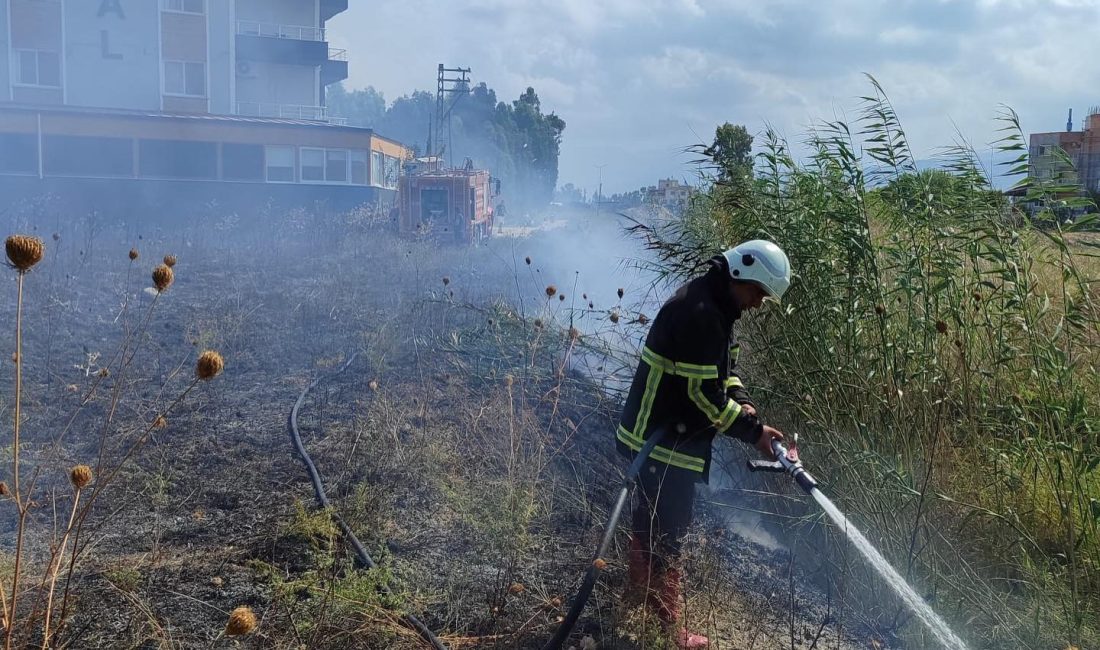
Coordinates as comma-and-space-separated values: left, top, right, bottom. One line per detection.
749, 435, 970, 650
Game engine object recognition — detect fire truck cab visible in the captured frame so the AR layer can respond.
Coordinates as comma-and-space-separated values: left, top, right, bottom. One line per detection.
397, 157, 499, 244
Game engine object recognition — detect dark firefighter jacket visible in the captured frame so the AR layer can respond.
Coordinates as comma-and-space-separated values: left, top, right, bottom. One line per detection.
616, 256, 763, 483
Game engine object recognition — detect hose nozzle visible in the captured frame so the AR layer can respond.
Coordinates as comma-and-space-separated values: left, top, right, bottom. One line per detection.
746, 437, 818, 494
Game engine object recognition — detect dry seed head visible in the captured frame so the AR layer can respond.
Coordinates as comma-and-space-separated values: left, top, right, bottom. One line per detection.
152, 263, 174, 293
588, 301, 594, 309
874, 304, 885, 315
592, 558, 608, 570
545, 285, 557, 298
504, 374, 514, 387
609, 311, 620, 324
129, 248, 139, 261
533, 318, 543, 329
97, 368, 109, 378
582, 293, 588, 300
211, 576, 224, 587
617, 287, 624, 299
52, 232, 60, 242
569, 327, 580, 341
442, 276, 450, 286
368, 379, 379, 392
153, 415, 167, 429
636, 314, 650, 326
558, 294, 565, 302
70, 465, 93, 489
525, 256, 531, 265
163, 254, 177, 268
0, 482, 8, 496
935, 320, 948, 335
508, 582, 525, 594
550, 597, 562, 608
6, 235, 44, 272
196, 350, 224, 380
225, 605, 258, 636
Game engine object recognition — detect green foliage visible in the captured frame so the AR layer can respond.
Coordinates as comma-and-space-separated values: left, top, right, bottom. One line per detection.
636, 77, 1100, 648
328, 82, 566, 211
703, 122, 754, 185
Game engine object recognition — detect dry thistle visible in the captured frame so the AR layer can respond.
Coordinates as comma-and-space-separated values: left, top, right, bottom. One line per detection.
637, 314, 650, 326
52, 232, 60, 242
196, 350, 224, 380
152, 263, 174, 293
569, 327, 580, 341
609, 311, 620, 324
545, 285, 557, 298
442, 276, 450, 286
525, 256, 531, 265
211, 576, 224, 587
69, 465, 93, 489
0, 482, 8, 496
368, 379, 379, 392
225, 605, 258, 636
558, 294, 566, 302
874, 304, 885, 315
6, 235, 44, 272
97, 368, 109, 378
508, 582, 525, 594
504, 374, 514, 387
533, 318, 543, 329
582, 293, 587, 300
592, 558, 608, 570
163, 254, 177, 268
549, 597, 562, 608
935, 320, 948, 335
617, 287, 624, 299
129, 248, 139, 261
588, 301, 594, 309
153, 415, 167, 429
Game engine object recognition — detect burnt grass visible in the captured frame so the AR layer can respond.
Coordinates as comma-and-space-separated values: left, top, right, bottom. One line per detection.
0, 214, 873, 649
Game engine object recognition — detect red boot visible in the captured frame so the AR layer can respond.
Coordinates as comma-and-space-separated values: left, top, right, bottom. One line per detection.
650, 567, 709, 649
624, 535, 651, 605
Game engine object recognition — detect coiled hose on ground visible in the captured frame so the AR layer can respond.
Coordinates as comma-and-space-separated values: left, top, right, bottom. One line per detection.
541, 428, 667, 650
287, 353, 448, 650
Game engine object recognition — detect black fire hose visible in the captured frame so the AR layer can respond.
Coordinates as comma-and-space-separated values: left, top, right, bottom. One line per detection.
288, 353, 449, 650
541, 428, 668, 650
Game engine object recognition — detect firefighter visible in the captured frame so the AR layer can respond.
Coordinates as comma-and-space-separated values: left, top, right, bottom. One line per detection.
617, 240, 791, 649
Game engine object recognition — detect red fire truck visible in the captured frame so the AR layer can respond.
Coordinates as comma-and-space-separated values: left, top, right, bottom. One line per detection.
396, 158, 498, 244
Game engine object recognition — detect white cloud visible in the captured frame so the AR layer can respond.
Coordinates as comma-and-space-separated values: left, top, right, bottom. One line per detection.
329, 0, 1100, 193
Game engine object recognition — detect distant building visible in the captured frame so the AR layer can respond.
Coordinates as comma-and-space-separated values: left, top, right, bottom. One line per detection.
1029, 109, 1100, 194
644, 178, 695, 212
0, 0, 409, 215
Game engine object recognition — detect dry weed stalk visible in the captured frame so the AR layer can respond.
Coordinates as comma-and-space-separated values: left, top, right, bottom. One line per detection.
4, 234, 44, 646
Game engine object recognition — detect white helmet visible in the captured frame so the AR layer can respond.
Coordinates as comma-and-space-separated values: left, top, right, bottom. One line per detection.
721, 240, 791, 300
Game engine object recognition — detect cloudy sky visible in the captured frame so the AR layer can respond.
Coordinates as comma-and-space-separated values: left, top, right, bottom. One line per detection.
328, 0, 1100, 194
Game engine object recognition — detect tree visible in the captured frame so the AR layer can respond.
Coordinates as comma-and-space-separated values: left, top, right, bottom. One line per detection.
704, 123, 753, 185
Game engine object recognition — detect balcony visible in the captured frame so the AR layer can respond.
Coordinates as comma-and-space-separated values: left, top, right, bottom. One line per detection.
236, 20, 325, 42
236, 102, 348, 126
322, 48, 348, 86
320, 0, 348, 22
236, 20, 329, 66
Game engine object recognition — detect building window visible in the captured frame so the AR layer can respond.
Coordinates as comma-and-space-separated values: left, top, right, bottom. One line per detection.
15, 50, 60, 87
370, 151, 384, 187
300, 147, 349, 183
139, 139, 217, 179
383, 155, 400, 190
265, 145, 295, 182
162, 0, 204, 14
164, 61, 206, 97
45, 135, 133, 177
222, 143, 264, 181
326, 150, 348, 182
350, 150, 368, 185
0, 133, 38, 175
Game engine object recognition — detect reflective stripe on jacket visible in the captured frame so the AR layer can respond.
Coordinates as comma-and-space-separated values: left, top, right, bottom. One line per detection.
616, 258, 762, 483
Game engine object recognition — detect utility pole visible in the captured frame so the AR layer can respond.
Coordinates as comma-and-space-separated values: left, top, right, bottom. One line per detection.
436, 64, 471, 168
594, 163, 607, 218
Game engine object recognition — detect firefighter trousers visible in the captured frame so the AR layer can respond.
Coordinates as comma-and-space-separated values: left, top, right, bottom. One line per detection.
631, 458, 698, 570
